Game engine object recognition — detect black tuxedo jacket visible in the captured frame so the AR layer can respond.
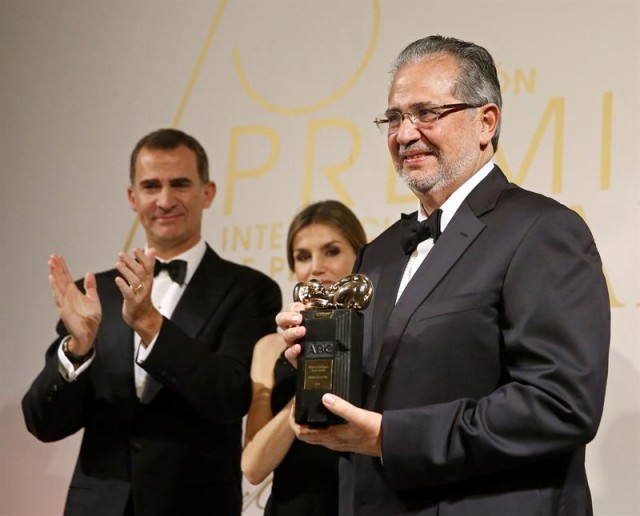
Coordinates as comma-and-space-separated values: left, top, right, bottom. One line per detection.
340, 167, 610, 516
23, 246, 282, 516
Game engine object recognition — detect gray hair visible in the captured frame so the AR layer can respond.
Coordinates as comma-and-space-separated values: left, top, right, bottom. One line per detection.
391, 35, 502, 151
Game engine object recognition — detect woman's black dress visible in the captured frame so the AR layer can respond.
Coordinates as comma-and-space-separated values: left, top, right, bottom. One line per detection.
263, 352, 339, 516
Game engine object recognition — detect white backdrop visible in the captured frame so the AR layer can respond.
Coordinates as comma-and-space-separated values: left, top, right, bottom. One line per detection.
2, 1, 638, 514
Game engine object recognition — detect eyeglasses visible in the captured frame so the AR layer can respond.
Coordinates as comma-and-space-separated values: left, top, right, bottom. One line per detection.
373, 103, 481, 135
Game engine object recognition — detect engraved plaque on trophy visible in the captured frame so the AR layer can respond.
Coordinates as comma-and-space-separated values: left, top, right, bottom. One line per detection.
293, 274, 373, 426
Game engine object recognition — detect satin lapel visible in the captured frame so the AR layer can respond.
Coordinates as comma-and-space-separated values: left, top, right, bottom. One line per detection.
97, 278, 136, 400
364, 207, 485, 410
169, 246, 226, 340
140, 248, 227, 404
366, 239, 410, 376
397, 200, 485, 321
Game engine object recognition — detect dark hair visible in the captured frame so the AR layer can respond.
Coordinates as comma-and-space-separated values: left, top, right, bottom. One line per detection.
391, 35, 502, 151
286, 200, 367, 271
129, 128, 209, 184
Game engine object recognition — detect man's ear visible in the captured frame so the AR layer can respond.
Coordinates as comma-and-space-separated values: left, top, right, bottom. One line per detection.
203, 181, 216, 208
127, 186, 137, 212
478, 103, 500, 148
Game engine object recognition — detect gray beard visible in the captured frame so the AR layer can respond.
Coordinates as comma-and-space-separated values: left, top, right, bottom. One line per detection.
395, 145, 477, 196
396, 158, 461, 195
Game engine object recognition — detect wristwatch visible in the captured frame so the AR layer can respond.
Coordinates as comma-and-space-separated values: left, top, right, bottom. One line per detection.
62, 337, 94, 365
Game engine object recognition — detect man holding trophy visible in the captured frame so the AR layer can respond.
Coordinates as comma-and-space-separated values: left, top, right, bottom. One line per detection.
277, 35, 610, 516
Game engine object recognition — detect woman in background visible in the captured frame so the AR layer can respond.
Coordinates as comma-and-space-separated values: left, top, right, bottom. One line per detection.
242, 200, 367, 516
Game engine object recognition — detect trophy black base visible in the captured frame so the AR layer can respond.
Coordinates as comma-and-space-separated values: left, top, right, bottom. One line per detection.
294, 309, 363, 426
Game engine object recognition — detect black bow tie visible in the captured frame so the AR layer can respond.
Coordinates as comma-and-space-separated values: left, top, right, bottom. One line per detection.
400, 209, 443, 255
154, 259, 187, 285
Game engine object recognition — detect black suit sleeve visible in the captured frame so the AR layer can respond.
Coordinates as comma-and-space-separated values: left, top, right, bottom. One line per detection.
21, 321, 92, 442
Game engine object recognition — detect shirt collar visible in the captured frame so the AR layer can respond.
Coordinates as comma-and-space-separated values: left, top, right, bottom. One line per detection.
418, 160, 495, 231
